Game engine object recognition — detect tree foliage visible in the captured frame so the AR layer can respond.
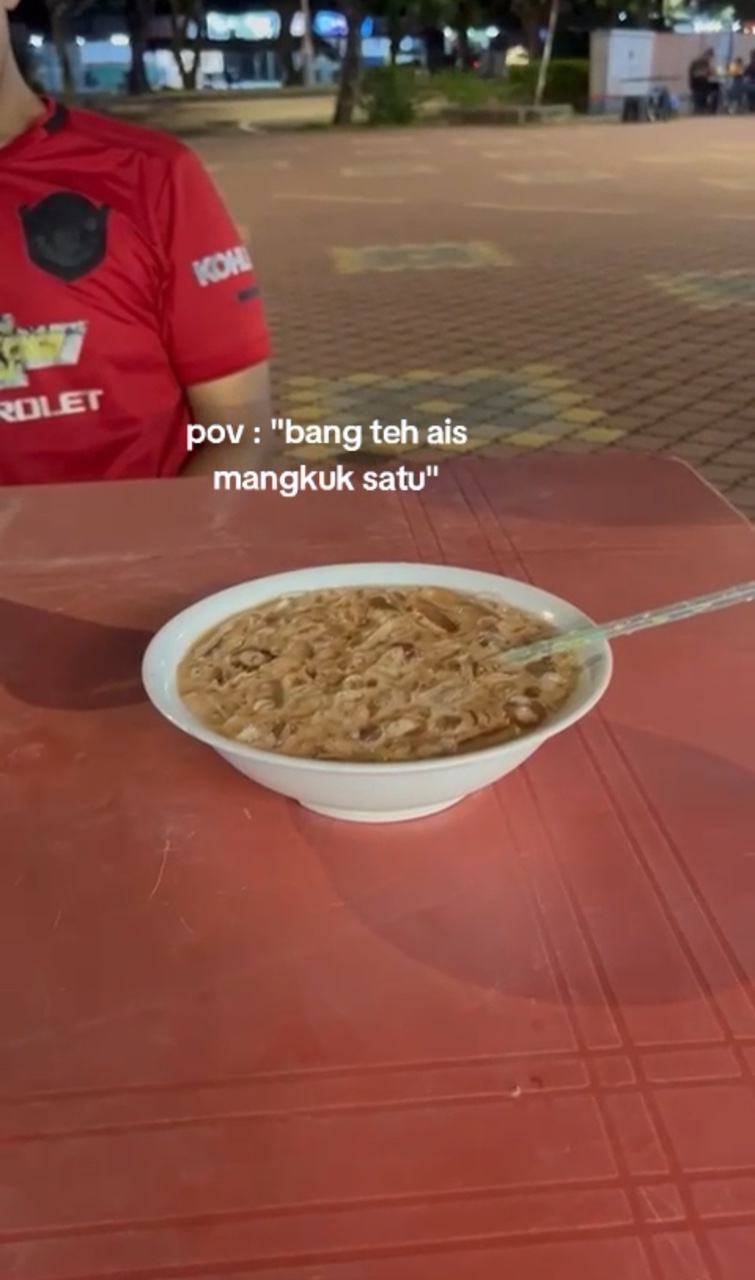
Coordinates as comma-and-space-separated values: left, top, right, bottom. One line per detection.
41, 0, 725, 108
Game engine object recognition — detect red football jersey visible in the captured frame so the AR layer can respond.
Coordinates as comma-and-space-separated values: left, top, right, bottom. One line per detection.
0, 97, 270, 485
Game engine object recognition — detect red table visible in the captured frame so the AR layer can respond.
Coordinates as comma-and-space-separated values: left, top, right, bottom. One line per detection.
2, 454, 755, 1280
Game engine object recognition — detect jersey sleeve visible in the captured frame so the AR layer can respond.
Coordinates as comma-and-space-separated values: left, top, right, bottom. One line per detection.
154, 145, 271, 387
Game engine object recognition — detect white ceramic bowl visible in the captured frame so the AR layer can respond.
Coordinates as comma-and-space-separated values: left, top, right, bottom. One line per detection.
142, 563, 612, 823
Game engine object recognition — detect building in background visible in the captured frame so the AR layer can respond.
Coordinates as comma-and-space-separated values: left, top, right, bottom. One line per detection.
19, 8, 429, 94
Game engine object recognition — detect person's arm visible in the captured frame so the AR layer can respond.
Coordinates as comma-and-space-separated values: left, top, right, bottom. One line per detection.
182, 362, 272, 476
154, 144, 274, 476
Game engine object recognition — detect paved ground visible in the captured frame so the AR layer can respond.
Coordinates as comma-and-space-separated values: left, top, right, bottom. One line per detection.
195, 117, 755, 516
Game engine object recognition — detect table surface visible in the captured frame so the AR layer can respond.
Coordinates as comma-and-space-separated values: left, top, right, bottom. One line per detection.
2, 454, 755, 1280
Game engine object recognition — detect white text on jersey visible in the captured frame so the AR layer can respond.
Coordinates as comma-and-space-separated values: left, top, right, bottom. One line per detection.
192, 246, 251, 287
0, 389, 104, 423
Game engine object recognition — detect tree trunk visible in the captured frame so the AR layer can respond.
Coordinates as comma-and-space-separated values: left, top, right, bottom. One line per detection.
524, 17, 541, 60
166, 0, 206, 89
48, 5, 76, 95
333, 3, 362, 125
181, 44, 202, 89
388, 6, 402, 66
125, 0, 154, 94
514, 0, 544, 60
276, 0, 299, 86
455, 0, 474, 69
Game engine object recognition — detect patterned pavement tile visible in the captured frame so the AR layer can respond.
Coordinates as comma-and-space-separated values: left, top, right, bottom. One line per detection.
331, 242, 514, 274
278, 366, 618, 460
647, 271, 755, 310
202, 119, 755, 517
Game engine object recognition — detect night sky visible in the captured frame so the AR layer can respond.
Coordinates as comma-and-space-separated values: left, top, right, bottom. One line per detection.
15, 0, 267, 19
15, 0, 47, 21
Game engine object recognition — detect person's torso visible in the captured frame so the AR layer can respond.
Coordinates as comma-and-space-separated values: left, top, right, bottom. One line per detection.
0, 100, 189, 485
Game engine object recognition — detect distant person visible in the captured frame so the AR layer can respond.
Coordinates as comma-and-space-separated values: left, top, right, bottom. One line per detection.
0, 0, 272, 485
689, 48, 718, 114
727, 56, 745, 112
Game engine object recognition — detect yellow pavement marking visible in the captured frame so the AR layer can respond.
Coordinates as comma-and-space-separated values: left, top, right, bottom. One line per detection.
635, 154, 700, 165
279, 366, 615, 453
287, 386, 328, 402
466, 202, 636, 215
354, 441, 421, 455
455, 137, 522, 147
508, 430, 554, 448
480, 149, 528, 160
416, 400, 463, 415
502, 170, 612, 184
703, 178, 755, 191
444, 367, 501, 384
519, 363, 559, 376
648, 271, 755, 311
282, 404, 326, 421
429, 436, 486, 453
549, 391, 589, 406
332, 242, 512, 274
351, 145, 429, 157
284, 444, 340, 461
275, 194, 405, 205
340, 164, 437, 177
452, 136, 522, 147
530, 376, 572, 390
640, 151, 755, 165
483, 148, 567, 160
578, 425, 625, 443
560, 407, 606, 425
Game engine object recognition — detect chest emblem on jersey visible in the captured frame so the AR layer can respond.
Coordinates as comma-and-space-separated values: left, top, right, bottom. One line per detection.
18, 191, 110, 283
0, 314, 86, 389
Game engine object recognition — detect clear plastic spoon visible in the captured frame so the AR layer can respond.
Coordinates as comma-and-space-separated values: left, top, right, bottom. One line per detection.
503, 580, 755, 665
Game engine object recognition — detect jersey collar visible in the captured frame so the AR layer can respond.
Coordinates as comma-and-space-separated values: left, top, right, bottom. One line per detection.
0, 95, 67, 159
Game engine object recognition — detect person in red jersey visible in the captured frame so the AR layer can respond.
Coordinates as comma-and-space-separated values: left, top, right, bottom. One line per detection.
0, 0, 272, 485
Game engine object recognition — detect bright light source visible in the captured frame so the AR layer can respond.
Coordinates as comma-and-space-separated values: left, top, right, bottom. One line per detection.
110, 34, 129, 46
75, 36, 85, 45
29, 34, 43, 47
485, 26, 498, 37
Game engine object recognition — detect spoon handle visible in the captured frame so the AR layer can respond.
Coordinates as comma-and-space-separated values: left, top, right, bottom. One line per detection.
504, 580, 755, 664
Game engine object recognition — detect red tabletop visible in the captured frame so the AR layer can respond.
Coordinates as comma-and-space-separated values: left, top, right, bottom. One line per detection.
2, 454, 755, 1280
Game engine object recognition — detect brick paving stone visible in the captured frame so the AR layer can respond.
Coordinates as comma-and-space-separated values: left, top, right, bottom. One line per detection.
719, 447, 755, 467
198, 119, 755, 517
